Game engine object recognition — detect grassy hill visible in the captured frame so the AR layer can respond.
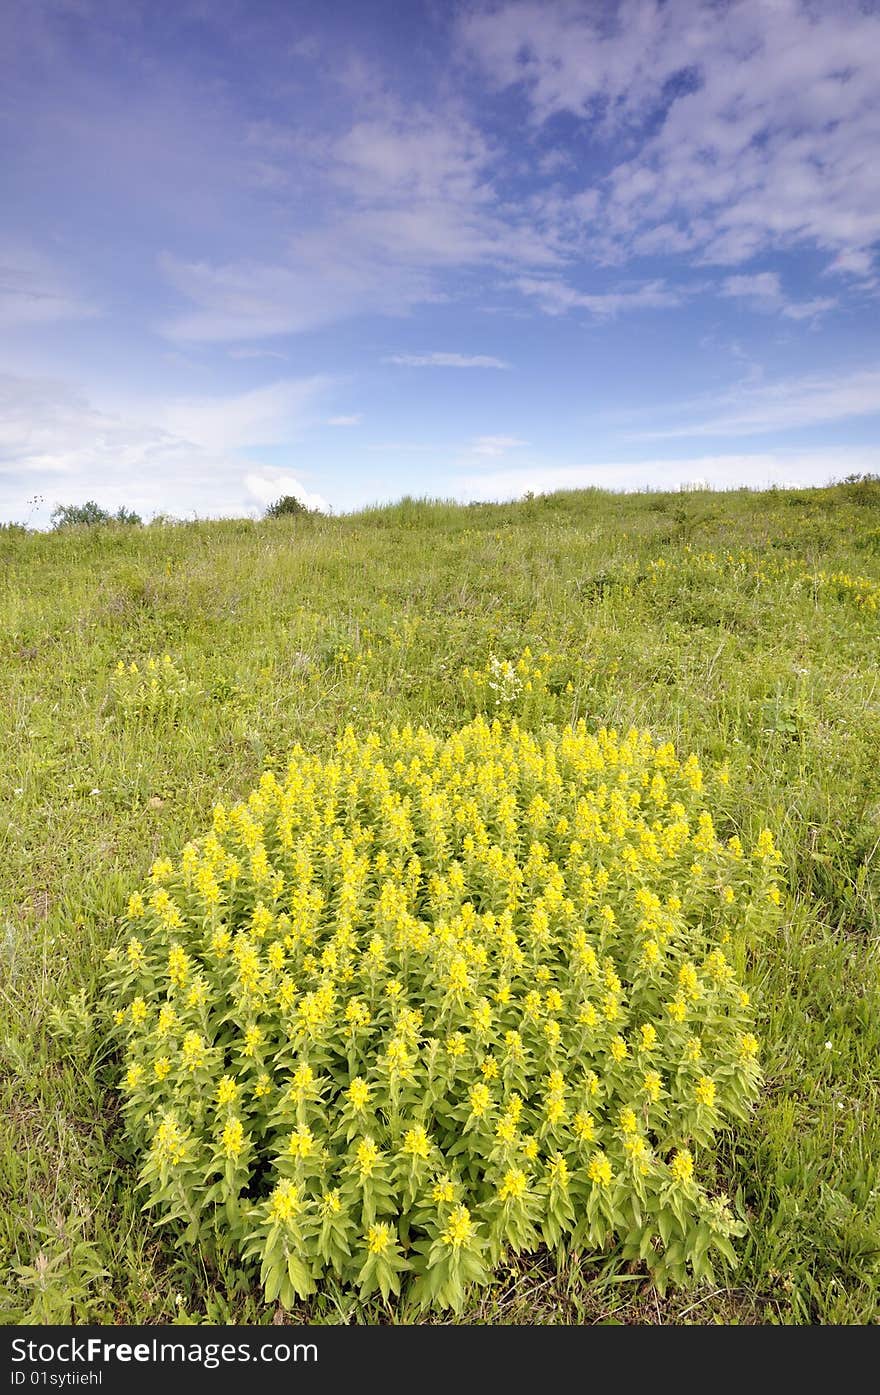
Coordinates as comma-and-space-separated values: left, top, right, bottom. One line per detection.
1, 481, 878, 1324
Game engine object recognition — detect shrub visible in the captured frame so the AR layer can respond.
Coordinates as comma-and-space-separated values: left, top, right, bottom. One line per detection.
107, 716, 778, 1310
51, 501, 142, 528
265, 495, 314, 519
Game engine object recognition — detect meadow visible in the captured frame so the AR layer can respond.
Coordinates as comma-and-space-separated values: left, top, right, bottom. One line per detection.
1, 480, 878, 1325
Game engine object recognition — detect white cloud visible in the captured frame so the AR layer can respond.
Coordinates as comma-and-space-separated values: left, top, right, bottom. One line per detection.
453, 448, 880, 502
461, 0, 880, 276
825, 248, 876, 280
514, 275, 680, 317
243, 471, 329, 514
147, 377, 331, 452
327, 414, 362, 426
721, 273, 782, 303
385, 352, 511, 368
720, 272, 835, 320
470, 435, 528, 457
0, 373, 332, 525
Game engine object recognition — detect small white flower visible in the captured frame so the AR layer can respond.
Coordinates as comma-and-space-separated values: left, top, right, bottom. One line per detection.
89, 788, 101, 796
824, 1040, 833, 1050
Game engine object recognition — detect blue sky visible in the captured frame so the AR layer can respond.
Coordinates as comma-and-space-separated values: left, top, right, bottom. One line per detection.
2, 0, 880, 522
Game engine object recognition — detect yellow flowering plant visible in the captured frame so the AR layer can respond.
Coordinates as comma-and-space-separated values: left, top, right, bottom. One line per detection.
108, 653, 196, 724
107, 715, 780, 1310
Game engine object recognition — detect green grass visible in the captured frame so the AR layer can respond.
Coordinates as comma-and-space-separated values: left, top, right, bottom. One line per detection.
1, 480, 879, 1325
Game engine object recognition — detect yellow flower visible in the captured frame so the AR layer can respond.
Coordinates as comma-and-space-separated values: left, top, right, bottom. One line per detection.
156, 1003, 177, 1038
506, 1093, 524, 1124
468, 1082, 491, 1118
152, 1114, 189, 1167
126, 938, 145, 967
347, 1077, 371, 1110
678, 962, 701, 1000
367, 1222, 393, 1256
403, 1125, 431, 1159
587, 1151, 613, 1187
610, 1035, 629, 1062
128, 892, 145, 920
180, 1030, 206, 1071
124, 1064, 143, 1092
573, 1111, 596, 1143
446, 1032, 467, 1059
546, 1153, 569, 1188
268, 1178, 301, 1224
355, 1137, 380, 1178
639, 1022, 657, 1051
440, 1204, 474, 1249
640, 938, 660, 967
624, 1135, 652, 1175
129, 997, 148, 1026
153, 1056, 171, 1081
618, 1106, 638, 1134
432, 1176, 456, 1204
642, 1069, 662, 1102
287, 1126, 315, 1160
498, 1167, 528, 1202
216, 1075, 238, 1107
695, 1075, 716, 1108
221, 1117, 246, 1159
670, 1149, 694, 1184
739, 1032, 760, 1061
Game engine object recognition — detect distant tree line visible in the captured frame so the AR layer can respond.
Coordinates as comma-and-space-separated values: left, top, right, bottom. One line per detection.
45, 494, 320, 528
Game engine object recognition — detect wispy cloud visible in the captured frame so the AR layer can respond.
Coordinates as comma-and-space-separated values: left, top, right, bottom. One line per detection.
384, 352, 511, 368
160, 97, 564, 343
628, 366, 880, 440
147, 377, 332, 452
0, 245, 99, 329
514, 275, 680, 317
227, 346, 289, 361
469, 435, 527, 457
327, 414, 362, 426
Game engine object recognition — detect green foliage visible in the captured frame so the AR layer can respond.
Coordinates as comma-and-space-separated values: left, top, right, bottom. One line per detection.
51, 501, 142, 528
265, 494, 315, 519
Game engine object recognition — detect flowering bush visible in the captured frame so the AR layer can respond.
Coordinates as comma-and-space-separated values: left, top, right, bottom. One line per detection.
107, 716, 780, 1310
109, 654, 196, 724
